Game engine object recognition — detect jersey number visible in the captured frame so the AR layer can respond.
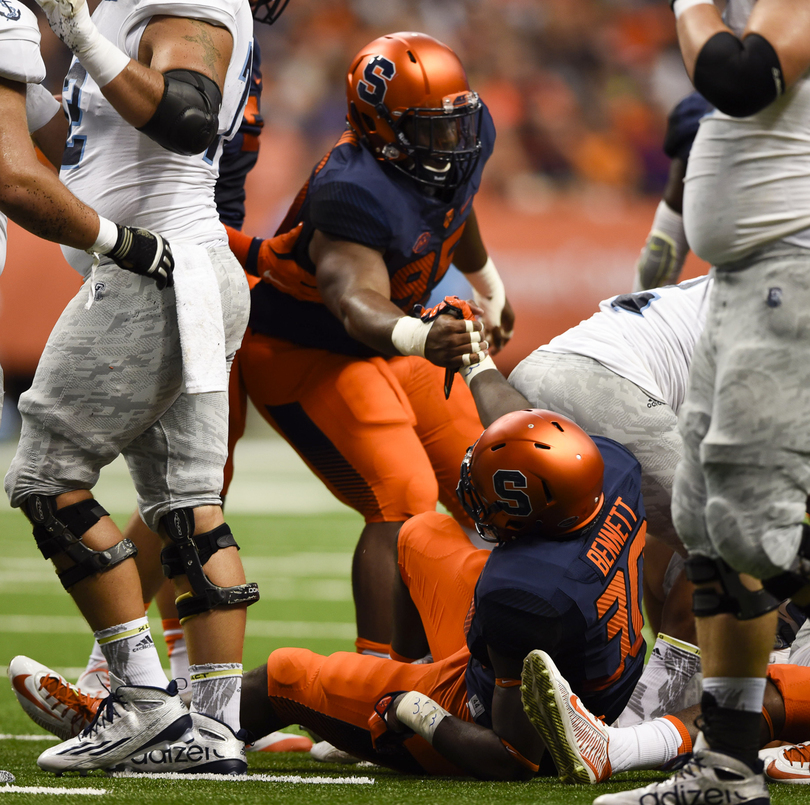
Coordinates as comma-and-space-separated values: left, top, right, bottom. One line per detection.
62, 63, 88, 169
594, 521, 645, 684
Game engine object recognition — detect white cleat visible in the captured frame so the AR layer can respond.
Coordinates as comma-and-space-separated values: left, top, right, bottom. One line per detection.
310, 740, 360, 764
75, 663, 111, 699
109, 712, 247, 774
37, 675, 191, 774
761, 741, 810, 784
9, 655, 102, 740
248, 730, 313, 753
593, 750, 771, 805
521, 649, 611, 784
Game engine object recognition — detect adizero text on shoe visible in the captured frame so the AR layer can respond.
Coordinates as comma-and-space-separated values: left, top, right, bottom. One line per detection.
36, 676, 191, 774
521, 649, 611, 784
111, 712, 247, 774
762, 741, 810, 784
9, 655, 101, 740
592, 749, 771, 805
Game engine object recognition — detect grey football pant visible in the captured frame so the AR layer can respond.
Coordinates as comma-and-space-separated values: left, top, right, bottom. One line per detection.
509, 351, 683, 552
672, 245, 810, 579
5, 245, 250, 532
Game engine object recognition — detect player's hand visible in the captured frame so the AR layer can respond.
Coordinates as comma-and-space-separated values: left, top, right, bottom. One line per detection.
103, 225, 175, 290
419, 296, 488, 369
485, 295, 515, 355
35, 0, 94, 53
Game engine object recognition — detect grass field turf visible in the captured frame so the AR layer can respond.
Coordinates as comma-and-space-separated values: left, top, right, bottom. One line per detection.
0, 502, 806, 803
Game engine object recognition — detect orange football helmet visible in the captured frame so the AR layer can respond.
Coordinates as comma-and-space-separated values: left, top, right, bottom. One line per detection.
346, 32, 483, 190
457, 410, 605, 542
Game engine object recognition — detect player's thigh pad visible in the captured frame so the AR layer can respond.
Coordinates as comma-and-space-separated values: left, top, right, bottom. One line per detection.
398, 511, 487, 659
238, 334, 439, 521
510, 352, 683, 551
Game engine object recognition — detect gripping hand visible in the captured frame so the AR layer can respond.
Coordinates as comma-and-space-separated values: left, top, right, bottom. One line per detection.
104, 225, 175, 290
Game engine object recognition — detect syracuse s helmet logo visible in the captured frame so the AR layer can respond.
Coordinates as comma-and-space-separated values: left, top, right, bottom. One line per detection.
358, 55, 396, 105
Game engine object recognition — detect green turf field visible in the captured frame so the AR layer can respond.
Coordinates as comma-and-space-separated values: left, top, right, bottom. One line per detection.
0, 445, 804, 804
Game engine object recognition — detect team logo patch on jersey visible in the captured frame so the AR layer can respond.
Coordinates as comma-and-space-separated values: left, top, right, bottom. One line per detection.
358, 55, 396, 105
412, 231, 431, 254
0, 0, 21, 21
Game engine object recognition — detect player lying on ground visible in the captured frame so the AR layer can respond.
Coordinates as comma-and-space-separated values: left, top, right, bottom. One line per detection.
519, 649, 810, 793
231, 407, 646, 779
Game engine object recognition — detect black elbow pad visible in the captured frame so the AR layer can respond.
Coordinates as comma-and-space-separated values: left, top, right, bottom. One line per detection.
138, 69, 223, 155
693, 32, 784, 118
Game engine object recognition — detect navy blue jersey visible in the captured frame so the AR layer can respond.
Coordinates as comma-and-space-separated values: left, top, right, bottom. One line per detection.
215, 39, 264, 230
465, 436, 646, 728
244, 103, 495, 355
663, 91, 714, 162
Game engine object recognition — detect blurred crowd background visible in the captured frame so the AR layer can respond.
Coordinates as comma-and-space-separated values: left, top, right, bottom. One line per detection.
1, 0, 707, 435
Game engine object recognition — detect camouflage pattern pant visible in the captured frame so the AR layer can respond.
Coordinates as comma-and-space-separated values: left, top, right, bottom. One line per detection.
5, 245, 249, 531
673, 246, 810, 578
509, 351, 683, 551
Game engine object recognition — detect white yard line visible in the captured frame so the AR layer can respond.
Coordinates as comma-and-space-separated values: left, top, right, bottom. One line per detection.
0, 787, 106, 796
109, 771, 374, 784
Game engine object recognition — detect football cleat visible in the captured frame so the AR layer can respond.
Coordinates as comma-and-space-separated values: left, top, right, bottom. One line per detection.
761, 741, 810, 784
75, 662, 111, 699
109, 712, 247, 774
593, 750, 770, 805
310, 740, 360, 764
521, 649, 611, 784
9, 655, 102, 740
37, 675, 191, 774
248, 730, 313, 753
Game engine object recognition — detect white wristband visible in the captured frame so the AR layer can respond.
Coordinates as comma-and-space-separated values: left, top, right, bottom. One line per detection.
90, 216, 119, 254
460, 354, 497, 387
394, 691, 449, 744
672, 0, 714, 20
79, 30, 130, 87
391, 316, 433, 357
466, 257, 505, 330
25, 83, 61, 133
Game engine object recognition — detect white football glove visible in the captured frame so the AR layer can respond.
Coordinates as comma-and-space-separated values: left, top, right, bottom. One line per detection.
35, 0, 129, 87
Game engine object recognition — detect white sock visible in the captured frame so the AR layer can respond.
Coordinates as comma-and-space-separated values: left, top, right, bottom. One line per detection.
162, 620, 190, 691
618, 634, 701, 726
95, 617, 170, 688
190, 663, 242, 731
607, 717, 685, 772
82, 638, 107, 675
702, 677, 766, 712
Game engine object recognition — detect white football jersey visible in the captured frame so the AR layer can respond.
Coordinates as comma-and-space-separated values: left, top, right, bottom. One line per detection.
538, 275, 712, 414
0, 0, 47, 275
59, 0, 254, 275
684, 0, 810, 264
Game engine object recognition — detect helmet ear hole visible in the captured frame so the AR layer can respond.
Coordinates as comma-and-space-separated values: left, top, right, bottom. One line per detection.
362, 113, 377, 133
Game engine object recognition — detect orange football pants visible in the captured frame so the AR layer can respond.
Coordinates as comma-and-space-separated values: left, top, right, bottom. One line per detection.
397, 510, 489, 660
224, 329, 483, 523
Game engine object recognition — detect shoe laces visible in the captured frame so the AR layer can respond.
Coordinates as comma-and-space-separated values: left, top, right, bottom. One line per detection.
41, 675, 101, 728
782, 742, 810, 766
80, 689, 124, 739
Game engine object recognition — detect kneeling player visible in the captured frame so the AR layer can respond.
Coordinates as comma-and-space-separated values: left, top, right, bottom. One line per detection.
239, 408, 647, 779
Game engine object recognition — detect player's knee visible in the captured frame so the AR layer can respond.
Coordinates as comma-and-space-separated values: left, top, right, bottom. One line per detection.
21, 493, 137, 589
267, 648, 317, 691
160, 507, 259, 623
381, 474, 438, 522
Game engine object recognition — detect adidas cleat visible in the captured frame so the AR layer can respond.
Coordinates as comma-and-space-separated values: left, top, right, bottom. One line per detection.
762, 741, 810, 784
110, 712, 247, 774
248, 730, 313, 753
37, 675, 191, 774
593, 749, 770, 805
9, 655, 102, 740
521, 649, 611, 784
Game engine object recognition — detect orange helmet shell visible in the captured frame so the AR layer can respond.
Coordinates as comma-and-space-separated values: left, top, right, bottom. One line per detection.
345, 32, 482, 189
458, 410, 605, 541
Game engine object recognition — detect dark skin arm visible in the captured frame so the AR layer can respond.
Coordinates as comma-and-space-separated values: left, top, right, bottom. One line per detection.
387, 646, 543, 781
453, 208, 515, 354
312, 229, 488, 369
466, 364, 532, 428
29, 92, 66, 170
0, 77, 100, 248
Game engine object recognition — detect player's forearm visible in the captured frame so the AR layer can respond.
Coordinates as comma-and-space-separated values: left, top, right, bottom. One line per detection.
336, 289, 405, 356
97, 61, 166, 129
432, 718, 535, 781
453, 209, 488, 273
467, 368, 531, 428
674, 3, 728, 77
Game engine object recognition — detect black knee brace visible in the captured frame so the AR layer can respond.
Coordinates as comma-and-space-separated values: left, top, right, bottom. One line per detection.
22, 493, 137, 589
685, 554, 780, 620
762, 523, 810, 615
160, 507, 259, 623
